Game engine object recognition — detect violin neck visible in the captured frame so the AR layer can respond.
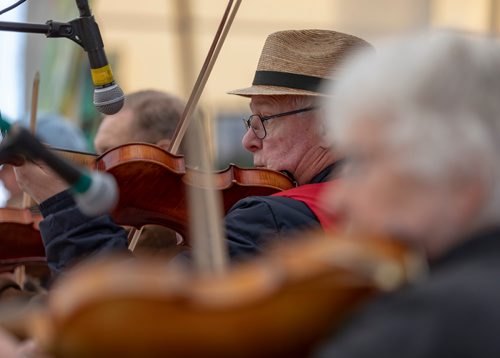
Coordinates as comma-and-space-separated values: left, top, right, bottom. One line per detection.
50, 147, 97, 168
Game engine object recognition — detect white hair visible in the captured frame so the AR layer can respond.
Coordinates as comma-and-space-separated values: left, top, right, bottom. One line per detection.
263, 95, 317, 110
324, 31, 500, 227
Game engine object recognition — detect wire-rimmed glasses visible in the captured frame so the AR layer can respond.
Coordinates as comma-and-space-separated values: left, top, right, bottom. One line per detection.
242, 106, 319, 139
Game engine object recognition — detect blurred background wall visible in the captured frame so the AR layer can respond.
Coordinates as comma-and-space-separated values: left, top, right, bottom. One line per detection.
1, 0, 499, 167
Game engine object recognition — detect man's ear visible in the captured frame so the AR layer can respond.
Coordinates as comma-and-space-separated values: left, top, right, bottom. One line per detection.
155, 138, 172, 150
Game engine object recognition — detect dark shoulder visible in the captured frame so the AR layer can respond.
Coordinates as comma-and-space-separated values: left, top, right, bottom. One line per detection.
223, 196, 322, 260
315, 252, 500, 358
418, 250, 500, 318
227, 195, 320, 231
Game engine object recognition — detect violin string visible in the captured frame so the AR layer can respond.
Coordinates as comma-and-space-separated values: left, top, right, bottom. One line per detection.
22, 71, 40, 209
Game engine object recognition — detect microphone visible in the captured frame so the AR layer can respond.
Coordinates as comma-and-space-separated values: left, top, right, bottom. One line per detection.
74, 0, 124, 115
0, 118, 118, 216
71, 170, 119, 217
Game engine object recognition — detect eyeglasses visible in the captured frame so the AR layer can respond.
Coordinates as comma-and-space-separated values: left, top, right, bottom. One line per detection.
242, 106, 319, 139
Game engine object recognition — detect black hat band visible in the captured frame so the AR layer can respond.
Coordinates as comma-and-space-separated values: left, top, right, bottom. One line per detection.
252, 70, 332, 93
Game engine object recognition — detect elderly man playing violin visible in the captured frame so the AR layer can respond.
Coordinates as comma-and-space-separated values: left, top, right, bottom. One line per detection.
14, 29, 371, 274
311, 32, 500, 357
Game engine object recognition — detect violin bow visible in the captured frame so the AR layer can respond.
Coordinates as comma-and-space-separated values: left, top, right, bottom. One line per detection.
128, 227, 143, 252
13, 71, 40, 288
168, 0, 242, 155
128, 1, 241, 258
169, 0, 242, 275
21, 71, 40, 209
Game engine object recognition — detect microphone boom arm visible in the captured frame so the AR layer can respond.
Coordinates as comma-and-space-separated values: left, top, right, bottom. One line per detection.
0, 0, 97, 48
0, 18, 93, 49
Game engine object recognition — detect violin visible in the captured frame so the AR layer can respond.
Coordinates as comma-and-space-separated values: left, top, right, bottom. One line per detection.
25, 231, 424, 358
0, 146, 97, 274
55, 142, 294, 238
0, 142, 292, 272
0, 208, 45, 274
48, 144, 293, 233
93, 142, 294, 239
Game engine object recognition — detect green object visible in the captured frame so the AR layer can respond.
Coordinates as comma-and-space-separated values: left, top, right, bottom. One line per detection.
71, 171, 92, 194
0, 111, 11, 133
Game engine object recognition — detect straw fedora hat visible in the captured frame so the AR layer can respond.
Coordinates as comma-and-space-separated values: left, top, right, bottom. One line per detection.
228, 29, 372, 97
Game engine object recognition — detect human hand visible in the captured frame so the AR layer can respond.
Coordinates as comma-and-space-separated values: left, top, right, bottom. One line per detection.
14, 161, 69, 204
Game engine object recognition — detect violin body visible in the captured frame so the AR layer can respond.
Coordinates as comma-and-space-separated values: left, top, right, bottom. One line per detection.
94, 143, 294, 239
32, 233, 423, 358
0, 208, 46, 273
0, 147, 97, 274
0, 143, 292, 269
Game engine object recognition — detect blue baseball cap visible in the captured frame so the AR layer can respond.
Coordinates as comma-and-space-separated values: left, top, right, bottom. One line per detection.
15, 113, 88, 152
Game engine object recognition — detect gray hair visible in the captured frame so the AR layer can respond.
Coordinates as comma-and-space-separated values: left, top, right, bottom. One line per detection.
125, 90, 185, 143
258, 94, 317, 110
324, 31, 500, 227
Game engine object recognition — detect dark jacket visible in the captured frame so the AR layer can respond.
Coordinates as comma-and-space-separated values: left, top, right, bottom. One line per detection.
313, 228, 500, 358
39, 165, 336, 275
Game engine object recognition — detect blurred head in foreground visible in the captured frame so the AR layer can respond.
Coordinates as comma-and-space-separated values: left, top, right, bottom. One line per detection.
324, 32, 500, 258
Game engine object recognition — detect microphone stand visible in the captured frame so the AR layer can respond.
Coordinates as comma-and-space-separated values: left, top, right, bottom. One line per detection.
0, 19, 83, 48
0, 0, 100, 51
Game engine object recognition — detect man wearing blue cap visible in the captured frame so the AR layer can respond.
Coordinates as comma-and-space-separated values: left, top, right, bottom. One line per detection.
0, 113, 88, 208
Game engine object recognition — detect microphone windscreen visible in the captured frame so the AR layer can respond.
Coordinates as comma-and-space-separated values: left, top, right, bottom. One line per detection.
75, 171, 118, 216
94, 84, 125, 115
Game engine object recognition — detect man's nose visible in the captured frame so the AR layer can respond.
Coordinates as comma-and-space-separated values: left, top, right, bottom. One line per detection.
242, 128, 262, 153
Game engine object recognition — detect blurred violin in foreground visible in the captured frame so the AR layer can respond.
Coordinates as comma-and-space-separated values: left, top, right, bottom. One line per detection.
23, 231, 424, 358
